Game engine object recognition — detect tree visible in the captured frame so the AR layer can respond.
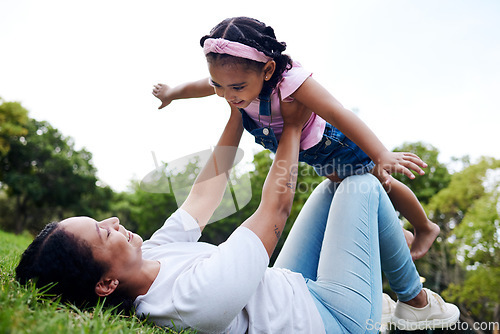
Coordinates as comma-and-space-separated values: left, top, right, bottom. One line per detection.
393, 141, 452, 205
416, 157, 500, 332
437, 158, 500, 330
0, 98, 29, 157
0, 113, 109, 233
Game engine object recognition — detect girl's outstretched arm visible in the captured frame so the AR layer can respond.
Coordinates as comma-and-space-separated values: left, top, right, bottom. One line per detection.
153, 78, 215, 109
292, 77, 427, 182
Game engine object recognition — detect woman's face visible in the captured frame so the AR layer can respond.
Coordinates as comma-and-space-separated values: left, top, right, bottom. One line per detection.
208, 60, 275, 109
60, 217, 143, 278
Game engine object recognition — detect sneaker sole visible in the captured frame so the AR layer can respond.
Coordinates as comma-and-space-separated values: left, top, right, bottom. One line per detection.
392, 310, 460, 330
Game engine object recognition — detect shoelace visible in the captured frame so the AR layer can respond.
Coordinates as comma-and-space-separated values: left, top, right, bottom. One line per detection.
428, 290, 446, 312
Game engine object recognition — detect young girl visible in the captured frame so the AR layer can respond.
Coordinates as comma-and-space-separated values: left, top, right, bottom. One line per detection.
153, 16, 440, 260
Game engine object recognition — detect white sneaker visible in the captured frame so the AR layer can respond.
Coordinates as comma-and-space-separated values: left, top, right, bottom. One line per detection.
381, 293, 396, 326
392, 288, 460, 330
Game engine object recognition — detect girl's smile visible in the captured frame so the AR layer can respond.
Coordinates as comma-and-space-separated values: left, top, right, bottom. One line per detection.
207, 60, 275, 109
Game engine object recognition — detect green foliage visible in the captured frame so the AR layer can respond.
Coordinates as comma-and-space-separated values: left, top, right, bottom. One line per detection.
0, 98, 29, 156
0, 230, 194, 334
438, 160, 500, 325
0, 99, 112, 233
443, 267, 500, 323
414, 157, 500, 326
455, 192, 500, 267
427, 157, 500, 221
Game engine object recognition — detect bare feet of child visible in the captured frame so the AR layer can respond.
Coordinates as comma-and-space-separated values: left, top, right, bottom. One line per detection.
410, 220, 440, 260
402, 228, 414, 249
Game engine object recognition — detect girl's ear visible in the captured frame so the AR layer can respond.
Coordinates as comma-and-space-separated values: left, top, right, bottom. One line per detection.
263, 60, 276, 81
95, 278, 119, 297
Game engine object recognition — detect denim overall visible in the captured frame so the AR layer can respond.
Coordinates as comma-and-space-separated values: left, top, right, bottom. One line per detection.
238, 88, 375, 178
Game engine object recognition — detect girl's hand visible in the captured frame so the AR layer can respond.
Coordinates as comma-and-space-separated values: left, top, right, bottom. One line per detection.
375, 151, 428, 184
152, 83, 173, 109
280, 96, 312, 129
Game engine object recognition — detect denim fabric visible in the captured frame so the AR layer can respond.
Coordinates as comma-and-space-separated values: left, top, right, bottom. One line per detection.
274, 175, 422, 334
302, 122, 375, 178
258, 85, 272, 116
238, 110, 375, 178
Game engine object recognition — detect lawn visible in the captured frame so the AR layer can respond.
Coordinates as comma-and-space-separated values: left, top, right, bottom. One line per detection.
0, 229, 193, 334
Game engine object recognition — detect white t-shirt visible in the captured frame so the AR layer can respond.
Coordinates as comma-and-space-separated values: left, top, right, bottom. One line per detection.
134, 209, 325, 334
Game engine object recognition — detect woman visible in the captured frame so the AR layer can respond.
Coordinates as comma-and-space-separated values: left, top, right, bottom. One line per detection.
16, 100, 459, 333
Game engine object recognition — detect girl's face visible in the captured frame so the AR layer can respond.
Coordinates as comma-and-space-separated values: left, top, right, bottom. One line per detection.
208, 60, 275, 109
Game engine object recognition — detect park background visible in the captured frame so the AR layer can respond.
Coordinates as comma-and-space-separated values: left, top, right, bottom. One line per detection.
1, 0, 500, 333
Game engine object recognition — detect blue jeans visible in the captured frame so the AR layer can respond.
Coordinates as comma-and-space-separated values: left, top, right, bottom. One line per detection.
274, 174, 422, 333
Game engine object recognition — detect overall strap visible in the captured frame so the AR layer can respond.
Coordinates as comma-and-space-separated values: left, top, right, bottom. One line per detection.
238, 108, 259, 132
258, 85, 273, 117
238, 107, 278, 153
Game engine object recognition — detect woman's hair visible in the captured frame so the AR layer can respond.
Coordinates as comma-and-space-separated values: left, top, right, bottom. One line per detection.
200, 16, 293, 90
15, 222, 133, 313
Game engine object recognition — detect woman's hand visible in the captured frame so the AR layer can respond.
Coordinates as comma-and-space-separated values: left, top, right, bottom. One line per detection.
152, 83, 173, 109
375, 151, 428, 185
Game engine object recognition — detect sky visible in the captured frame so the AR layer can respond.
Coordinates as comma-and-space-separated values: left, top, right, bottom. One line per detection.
1, 0, 499, 192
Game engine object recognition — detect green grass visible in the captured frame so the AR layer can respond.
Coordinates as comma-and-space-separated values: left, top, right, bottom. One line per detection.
0, 229, 195, 334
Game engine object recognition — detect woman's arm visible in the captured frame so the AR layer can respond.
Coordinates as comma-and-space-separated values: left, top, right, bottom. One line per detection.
292, 77, 426, 181
180, 104, 243, 231
242, 99, 310, 258
153, 78, 215, 109
170, 101, 308, 331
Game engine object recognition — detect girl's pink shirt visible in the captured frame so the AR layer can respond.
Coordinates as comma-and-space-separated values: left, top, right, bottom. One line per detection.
243, 61, 326, 150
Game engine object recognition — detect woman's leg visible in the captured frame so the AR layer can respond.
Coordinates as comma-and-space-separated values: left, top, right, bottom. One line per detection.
376, 180, 423, 302
274, 180, 339, 280
306, 174, 422, 333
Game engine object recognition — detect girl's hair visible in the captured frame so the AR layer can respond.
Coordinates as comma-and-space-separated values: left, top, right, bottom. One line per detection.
200, 16, 293, 90
15, 222, 133, 313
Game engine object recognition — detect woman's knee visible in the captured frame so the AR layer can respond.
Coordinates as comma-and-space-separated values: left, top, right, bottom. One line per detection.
337, 174, 381, 197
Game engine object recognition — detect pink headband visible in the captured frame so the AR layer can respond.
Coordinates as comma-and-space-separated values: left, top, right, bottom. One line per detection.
203, 38, 272, 63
